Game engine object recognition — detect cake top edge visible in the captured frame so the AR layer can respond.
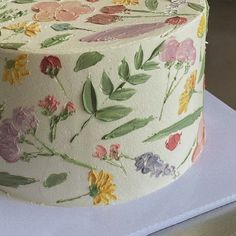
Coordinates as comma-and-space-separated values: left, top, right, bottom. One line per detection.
0, 0, 207, 54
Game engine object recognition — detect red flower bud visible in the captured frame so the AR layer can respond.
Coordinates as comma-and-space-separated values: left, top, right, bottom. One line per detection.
40, 56, 62, 78
165, 16, 187, 25
38, 95, 60, 115
87, 14, 120, 25
100, 5, 126, 14
165, 133, 182, 151
64, 101, 76, 114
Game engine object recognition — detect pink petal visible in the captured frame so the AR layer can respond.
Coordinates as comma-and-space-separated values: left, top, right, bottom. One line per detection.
34, 11, 55, 22
55, 9, 78, 21
32, 2, 61, 13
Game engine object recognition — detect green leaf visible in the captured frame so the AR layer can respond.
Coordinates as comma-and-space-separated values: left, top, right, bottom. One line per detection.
148, 41, 165, 61
110, 88, 136, 101
0, 172, 37, 188
187, 2, 204, 12
145, 0, 158, 10
95, 106, 132, 122
144, 107, 203, 142
102, 116, 154, 140
141, 61, 160, 71
0, 43, 25, 50
51, 23, 74, 31
43, 173, 67, 188
127, 73, 151, 85
100, 71, 114, 95
14, 0, 35, 3
74, 51, 104, 72
134, 45, 144, 70
118, 58, 130, 81
198, 53, 205, 83
41, 33, 72, 48
82, 78, 97, 114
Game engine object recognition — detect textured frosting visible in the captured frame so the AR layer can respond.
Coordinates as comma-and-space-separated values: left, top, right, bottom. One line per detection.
0, 0, 208, 206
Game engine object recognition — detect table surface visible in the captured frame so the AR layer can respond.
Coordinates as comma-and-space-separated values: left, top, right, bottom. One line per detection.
0, 92, 235, 236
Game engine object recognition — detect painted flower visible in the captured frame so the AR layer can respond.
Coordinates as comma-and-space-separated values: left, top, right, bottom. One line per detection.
0, 137, 21, 163
87, 14, 120, 25
109, 144, 120, 160
0, 119, 19, 139
32, 1, 95, 22
112, 0, 139, 5
178, 71, 197, 115
165, 133, 182, 151
159, 38, 180, 62
176, 38, 196, 65
100, 5, 126, 14
12, 107, 39, 134
88, 170, 117, 205
40, 56, 62, 79
3, 22, 41, 37
38, 95, 60, 115
93, 145, 107, 159
64, 102, 76, 114
3, 54, 30, 85
135, 152, 177, 178
192, 117, 206, 163
197, 15, 206, 38
165, 16, 187, 25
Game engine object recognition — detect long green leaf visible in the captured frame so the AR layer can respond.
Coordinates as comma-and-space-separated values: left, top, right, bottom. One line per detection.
100, 71, 114, 95
118, 58, 130, 81
43, 173, 67, 188
0, 172, 37, 188
144, 107, 203, 142
110, 88, 136, 101
41, 33, 72, 48
134, 45, 144, 70
102, 116, 154, 140
128, 73, 151, 85
82, 79, 97, 114
148, 41, 165, 61
198, 52, 205, 83
187, 2, 204, 12
74, 51, 104, 72
95, 106, 132, 122
141, 61, 160, 71
0, 43, 25, 50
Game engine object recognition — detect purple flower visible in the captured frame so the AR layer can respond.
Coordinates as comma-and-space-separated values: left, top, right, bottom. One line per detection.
12, 107, 39, 134
0, 119, 19, 139
176, 38, 196, 65
135, 152, 177, 178
0, 137, 20, 163
160, 38, 180, 63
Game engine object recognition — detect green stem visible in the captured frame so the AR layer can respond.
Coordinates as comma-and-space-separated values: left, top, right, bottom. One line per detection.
121, 153, 135, 161
70, 115, 94, 143
74, 27, 95, 32
55, 75, 68, 99
56, 192, 90, 204
105, 159, 127, 175
161, 25, 178, 38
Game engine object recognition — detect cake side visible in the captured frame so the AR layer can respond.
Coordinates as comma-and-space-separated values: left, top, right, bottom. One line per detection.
0, 0, 208, 206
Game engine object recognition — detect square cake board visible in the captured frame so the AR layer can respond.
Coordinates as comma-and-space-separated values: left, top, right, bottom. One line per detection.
0, 91, 235, 236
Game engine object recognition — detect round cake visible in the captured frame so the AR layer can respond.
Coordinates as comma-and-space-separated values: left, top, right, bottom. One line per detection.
0, 0, 208, 206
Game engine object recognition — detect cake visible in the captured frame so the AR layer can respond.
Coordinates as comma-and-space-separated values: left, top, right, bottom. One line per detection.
0, 0, 208, 206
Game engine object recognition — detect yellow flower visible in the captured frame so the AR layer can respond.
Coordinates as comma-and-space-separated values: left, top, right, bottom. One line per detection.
3, 54, 30, 85
88, 170, 117, 205
178, 71, 197, 115
112, 0, 139, 5
3, 22, 41, 37
197, 15, 206, 38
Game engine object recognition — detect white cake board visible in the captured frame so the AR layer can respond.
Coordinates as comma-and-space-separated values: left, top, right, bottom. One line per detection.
0, 92, 235, 236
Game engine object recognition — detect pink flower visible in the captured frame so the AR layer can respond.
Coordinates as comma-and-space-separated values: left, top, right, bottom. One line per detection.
0, 137, 20, 163
93, 145, 107, 159
100, 5, 126, 14
160, 38, 180, 62
176, 38, 196, 65
87, 14, 120, 25
109, 144, 120, 160
192, 117, 206, 163
38, 95, 60, 115
0, 119, 19, 140
64, 101, 76, 114
165, 133, 182, 151
165, 16, 187, 25
40, 56, 62, 79
12, 107, 39, 134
